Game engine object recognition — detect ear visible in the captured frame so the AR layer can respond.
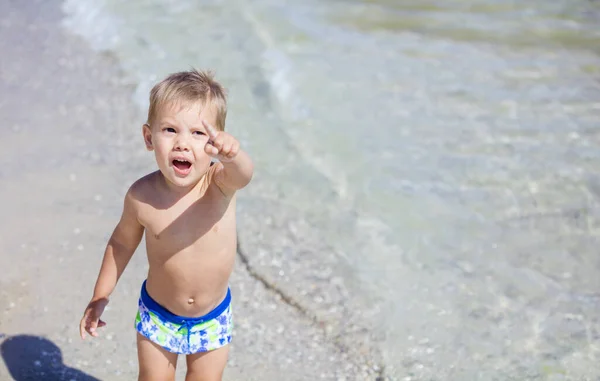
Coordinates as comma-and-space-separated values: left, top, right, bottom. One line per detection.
142, 124, 153, 151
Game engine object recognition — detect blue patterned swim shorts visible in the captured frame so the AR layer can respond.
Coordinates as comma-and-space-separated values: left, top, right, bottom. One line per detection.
135, 280, 233, 355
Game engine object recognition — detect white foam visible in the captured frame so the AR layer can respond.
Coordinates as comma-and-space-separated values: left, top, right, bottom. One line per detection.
61, 0, 120, 52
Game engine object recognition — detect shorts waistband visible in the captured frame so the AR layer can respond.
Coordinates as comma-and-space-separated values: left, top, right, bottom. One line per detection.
140, 280, 231, 325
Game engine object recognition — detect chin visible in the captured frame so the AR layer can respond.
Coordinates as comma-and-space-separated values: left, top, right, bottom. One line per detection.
158, 170, 197, 188
170, 175, 201, 188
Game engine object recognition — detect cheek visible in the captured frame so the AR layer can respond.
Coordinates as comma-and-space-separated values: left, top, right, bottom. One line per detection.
195, 151, 211, 163
194, 147, 212, 164
153, 141, 171, 161
193, 141, 209, 155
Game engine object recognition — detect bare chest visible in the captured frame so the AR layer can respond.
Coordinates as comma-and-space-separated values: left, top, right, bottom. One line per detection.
139, 195, 235, 251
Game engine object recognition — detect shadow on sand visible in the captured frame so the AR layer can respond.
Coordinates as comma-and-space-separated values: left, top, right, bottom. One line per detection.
1, 334, 100, 381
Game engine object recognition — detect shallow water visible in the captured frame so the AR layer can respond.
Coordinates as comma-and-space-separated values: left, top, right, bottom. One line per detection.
61, 0, 600, 378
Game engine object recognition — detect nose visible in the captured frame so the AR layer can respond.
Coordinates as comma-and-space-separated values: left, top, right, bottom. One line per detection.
174, 134, 190, 151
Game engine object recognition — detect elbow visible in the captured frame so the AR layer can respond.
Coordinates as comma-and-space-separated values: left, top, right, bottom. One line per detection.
235, 170, 253, 190
244, 161, 254, 185
235, 156, 254, 190
241, 160, 254, 188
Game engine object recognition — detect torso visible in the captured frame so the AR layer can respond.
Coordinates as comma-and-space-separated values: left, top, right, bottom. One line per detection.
132, 170, 237, 318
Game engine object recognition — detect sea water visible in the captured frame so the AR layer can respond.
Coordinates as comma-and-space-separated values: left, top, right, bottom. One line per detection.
61, 0, 600, 378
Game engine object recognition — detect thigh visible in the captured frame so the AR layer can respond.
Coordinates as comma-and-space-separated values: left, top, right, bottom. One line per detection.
185, 345, 230, 381
137, 333, 178, 381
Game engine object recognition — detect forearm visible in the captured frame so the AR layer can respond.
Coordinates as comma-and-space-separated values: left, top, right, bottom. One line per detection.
221, 149, 254, 189
91, 238, 137, 301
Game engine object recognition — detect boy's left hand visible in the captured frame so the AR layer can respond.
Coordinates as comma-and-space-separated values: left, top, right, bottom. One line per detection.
203, 120, 240, 163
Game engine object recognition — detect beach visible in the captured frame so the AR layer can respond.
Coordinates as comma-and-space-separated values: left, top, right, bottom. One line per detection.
2, 0, 600, 380
0, 1, 379, 379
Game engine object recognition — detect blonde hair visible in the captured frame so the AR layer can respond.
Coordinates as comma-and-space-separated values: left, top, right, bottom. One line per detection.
147, 68, 228, 131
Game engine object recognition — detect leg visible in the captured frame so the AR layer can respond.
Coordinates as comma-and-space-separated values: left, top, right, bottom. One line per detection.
137, 333, 178, 381
185, 345, 230, 381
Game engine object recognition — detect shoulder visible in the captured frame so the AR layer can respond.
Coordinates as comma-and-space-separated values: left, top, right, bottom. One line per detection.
126, 171, 161, 205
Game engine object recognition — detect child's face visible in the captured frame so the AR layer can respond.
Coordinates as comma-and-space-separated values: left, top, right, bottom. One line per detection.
143, 101, 217, 189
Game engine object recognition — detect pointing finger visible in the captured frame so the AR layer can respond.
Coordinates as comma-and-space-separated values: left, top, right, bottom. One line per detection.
210, 135, 224, 151
202, 120, 218, 139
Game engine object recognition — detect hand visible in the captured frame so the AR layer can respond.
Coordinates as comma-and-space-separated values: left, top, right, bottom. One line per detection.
79, 298, 108, 340
203, 120, 240, 163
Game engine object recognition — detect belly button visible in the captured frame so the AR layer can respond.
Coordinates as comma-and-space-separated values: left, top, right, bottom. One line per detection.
187, 298, 194, 305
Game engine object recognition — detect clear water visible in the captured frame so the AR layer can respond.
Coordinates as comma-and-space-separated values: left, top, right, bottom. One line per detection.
61, 0, 600, 378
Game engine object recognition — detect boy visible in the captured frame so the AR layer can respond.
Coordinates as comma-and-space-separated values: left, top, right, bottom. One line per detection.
79, 69, 254, 381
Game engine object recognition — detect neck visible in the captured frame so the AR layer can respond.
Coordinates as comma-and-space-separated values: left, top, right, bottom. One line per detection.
157, 171, 209, 200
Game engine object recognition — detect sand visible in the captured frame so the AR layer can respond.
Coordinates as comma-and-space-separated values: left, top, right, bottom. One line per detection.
0, 1, 381, 380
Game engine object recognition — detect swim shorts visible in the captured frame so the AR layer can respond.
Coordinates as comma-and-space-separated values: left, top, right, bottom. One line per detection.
134, 280, 233, 354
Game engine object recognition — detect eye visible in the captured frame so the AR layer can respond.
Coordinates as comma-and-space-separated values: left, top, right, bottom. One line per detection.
192, 131, 206, 136
164, 127, 176, 133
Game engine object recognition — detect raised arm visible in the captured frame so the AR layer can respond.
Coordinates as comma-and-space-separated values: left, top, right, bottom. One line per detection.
80, 186, 144, 339
203, 120, 254, 196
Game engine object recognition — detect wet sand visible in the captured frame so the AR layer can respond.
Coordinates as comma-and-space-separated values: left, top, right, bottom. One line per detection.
0, 1, 379, 380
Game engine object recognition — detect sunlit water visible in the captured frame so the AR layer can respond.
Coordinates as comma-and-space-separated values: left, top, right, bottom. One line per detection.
62, 0, 600, 378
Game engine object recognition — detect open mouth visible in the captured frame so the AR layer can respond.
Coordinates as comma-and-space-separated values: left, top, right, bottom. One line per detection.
172, 159, 192, 175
